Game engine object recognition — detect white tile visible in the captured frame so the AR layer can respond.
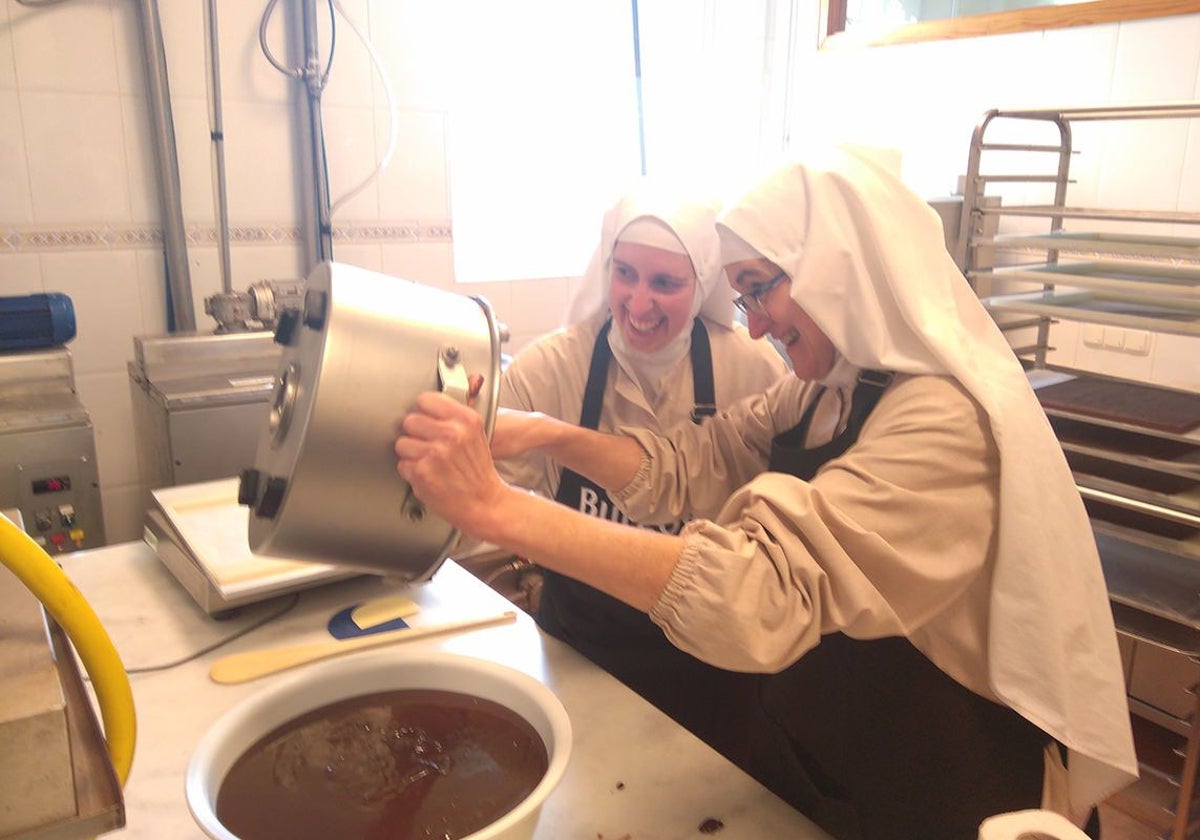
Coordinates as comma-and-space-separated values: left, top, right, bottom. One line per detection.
212, 0, 294, 105
98, 482, 147, 546
0, 89, 33, 224
1036, 24, 1118, 106
1042, 319, 1079, 370
1093, 17, 1197, 213
1096, 119, 1188, 212
0, 2, 16, 90
175, 93, 223, 225
380, 241, 455, 289
323, 104, 381, 220
1111, 15, 1200, 102
505, 277, 570, 336
318, 0, 374, 108
185, 246, 229, 333
119, 95, 158, 226
451, 279, 513, 329
124, 95, 216, 226
1149, 333, 1200, 392
39, 250, 142, 375
785, 18, 1197, 206
506, 330, 556, 356
0, 253, 43, 296
330, 242, 383, 272
75, 370, 140, 489
9, 0, 120, 93
133, 249, 169, 337
21, 91, 131, 224
376, 109, 449, 220
1059, 121, 1107, 210
109, 0, 144, 98
117, 0, 208, 100
1182, 74, 1200, 213
220, 99, 297, 223
227, 243, 307, 289
365, 0, 453, 109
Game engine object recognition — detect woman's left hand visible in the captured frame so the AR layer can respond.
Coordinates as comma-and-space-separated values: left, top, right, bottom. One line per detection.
395, 392, 506, 538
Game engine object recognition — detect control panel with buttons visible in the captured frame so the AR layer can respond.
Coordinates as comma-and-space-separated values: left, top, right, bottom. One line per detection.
6, 453, 105, 553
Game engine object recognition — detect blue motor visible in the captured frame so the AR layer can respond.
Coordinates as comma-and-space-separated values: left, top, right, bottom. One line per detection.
0, 293, 76, 351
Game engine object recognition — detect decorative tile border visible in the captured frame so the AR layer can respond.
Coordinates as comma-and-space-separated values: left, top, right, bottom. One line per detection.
0, 221, 452, 254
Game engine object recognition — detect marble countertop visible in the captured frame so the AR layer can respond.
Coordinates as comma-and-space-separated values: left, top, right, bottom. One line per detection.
61, 541, 829, 840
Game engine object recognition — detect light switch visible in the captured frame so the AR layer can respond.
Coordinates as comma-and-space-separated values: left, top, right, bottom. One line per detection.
1123, 330, 1151, 355
1102, 328, 1125, 350
1082, 325, 1105, 347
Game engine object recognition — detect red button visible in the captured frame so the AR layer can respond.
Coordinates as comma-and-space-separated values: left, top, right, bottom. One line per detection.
49, 532, 66, 545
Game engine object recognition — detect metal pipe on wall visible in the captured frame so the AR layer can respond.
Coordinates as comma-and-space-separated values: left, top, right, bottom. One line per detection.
286, 0, 334, 272
135, 0, 196, 332
204, 0, 234, 295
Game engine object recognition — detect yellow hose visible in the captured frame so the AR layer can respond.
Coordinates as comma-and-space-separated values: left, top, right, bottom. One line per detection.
0, 516, 136, 786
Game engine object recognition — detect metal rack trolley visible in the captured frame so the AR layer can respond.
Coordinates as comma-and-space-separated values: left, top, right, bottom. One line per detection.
959, 102, 1200, 839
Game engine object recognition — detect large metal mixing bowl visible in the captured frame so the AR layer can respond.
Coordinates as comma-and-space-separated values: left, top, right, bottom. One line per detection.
238, 261, 501, 580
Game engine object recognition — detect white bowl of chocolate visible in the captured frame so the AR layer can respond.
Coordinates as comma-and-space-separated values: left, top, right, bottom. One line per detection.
186, 650, 571, 840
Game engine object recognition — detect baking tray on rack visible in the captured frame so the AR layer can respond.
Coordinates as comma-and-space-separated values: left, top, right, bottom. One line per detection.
1097, 531, 1200, 633
1074, 465, 1200, 521
1051, 415, 1200, 474
1085, 495, 1200, 561
974, 260, 1200, 300
985, 231, 1200, 262
1035, 374, 1200, 434
983, 289, 1200, 336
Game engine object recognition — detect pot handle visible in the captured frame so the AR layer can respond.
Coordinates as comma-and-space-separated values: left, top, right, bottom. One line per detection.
437, 346, 470, 404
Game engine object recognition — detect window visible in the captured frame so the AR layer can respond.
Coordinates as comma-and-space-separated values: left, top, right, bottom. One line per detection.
448, 0, 788, 283
448, 1, 641, 283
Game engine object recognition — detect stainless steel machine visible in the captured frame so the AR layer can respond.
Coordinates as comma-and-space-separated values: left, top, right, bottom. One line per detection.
127, 278, 306, 502
128, 331, 282, 501
0, 349, 105, 553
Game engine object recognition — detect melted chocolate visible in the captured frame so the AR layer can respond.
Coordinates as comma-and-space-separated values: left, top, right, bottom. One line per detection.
216, 689, 548, 840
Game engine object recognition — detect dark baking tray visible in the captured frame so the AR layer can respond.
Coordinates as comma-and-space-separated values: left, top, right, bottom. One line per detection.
1037, 377, 1200, 434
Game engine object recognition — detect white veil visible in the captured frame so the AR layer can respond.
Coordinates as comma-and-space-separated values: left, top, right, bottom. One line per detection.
716, 148, 1137, 815
565, 180, 735, 330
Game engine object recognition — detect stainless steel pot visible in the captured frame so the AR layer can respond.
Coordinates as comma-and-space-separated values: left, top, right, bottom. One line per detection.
238, 261, 501, 580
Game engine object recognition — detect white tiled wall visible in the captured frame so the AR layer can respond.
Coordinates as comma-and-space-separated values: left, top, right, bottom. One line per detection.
786, 10, 1200, 394
1, 0, 1198, 546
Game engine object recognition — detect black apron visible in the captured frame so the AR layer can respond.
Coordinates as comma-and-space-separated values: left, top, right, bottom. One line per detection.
536, 318, 756, 765
748, 371, 1050, 840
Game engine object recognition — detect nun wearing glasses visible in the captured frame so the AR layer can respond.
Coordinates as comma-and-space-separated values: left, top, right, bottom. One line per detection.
397, 148, 1136, 839
496, 181, 787, 763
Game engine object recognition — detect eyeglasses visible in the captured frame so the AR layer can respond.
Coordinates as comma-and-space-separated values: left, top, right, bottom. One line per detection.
733, 271, 788, 316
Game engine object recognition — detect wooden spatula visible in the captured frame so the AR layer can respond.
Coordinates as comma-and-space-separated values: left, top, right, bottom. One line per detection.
209, 611, 517, 684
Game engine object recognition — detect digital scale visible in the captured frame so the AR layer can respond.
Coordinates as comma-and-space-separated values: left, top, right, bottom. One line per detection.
143, 477, 358, 615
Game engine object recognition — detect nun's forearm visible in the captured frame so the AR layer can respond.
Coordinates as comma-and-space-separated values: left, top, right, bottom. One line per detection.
537, 418, 645, 494
476, 485, 680, 612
